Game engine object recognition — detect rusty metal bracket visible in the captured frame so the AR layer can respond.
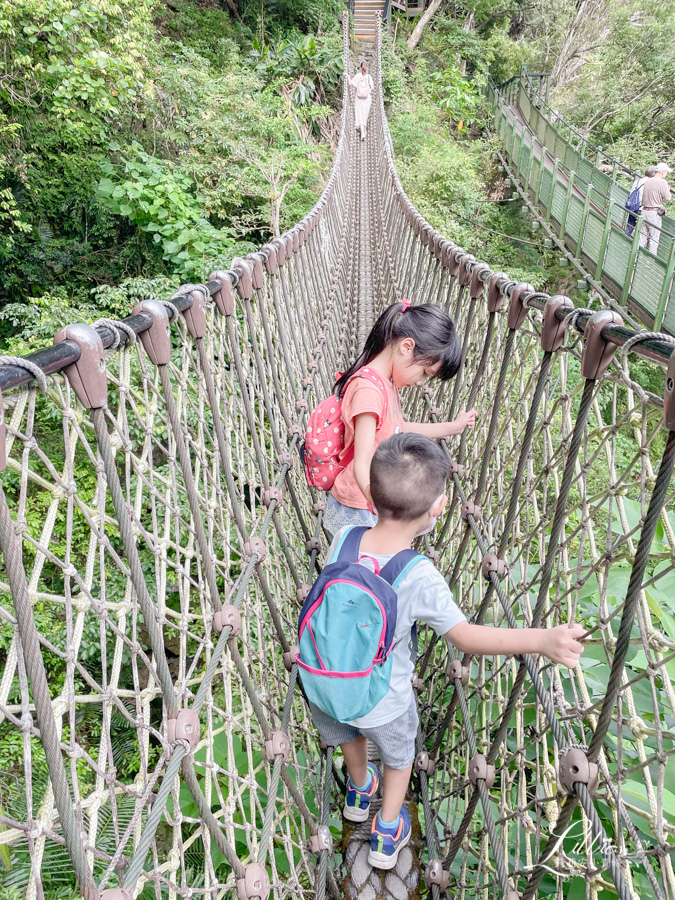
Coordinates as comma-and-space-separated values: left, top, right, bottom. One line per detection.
283, 644, 299, 672
236, 863, 271, 900
665, 352, 675, 431
232, 258, 253, 299
412, 676, 425, 690
260, 244, 278, 276
208, 270, 235, 316
458, 254, 476, 286
541, 295, 574, 353
271, 237, 286, 267
305, 537, 321, 553
461, 501, 482, 521
296, 583, 311, 603
580, 309, 624, 380
558, 747, 599, 795
507, 283, 534, 331
481, 554, 507, 580
264, 731, 290, 763
212, 604, 241, 637
469, 263, 491, 299
246, 253, 264, 290
313, 500, 326, 514
167, 710, 200, 752
244, 537, 267, 563
487, 272, 508, 312
440, 240, 456, 269
468, 753, 495, 788
448, 461, 466, 479
132, 299, 172, 366
310, 825, 333, 855
53, 324, 107, 409
179, 284, 208, 340
0, 389, 6, 473
425, 860, 450, 890
448, 659, 469, 685
414, 750, 436, 775
425, 547, 440, 564
263, 487, 283, 508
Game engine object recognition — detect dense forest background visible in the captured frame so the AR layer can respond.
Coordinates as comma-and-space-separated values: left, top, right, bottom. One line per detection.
0, 0, 674, 356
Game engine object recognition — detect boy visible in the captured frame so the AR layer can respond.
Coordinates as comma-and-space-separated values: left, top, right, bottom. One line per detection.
308, 433, 585, 869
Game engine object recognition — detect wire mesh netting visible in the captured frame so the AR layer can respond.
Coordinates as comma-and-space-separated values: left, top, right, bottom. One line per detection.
0, 13, 673, 900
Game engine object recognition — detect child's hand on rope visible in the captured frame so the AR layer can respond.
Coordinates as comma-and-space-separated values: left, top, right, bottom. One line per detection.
449, 409, 478, 435
540, 622, 586, 669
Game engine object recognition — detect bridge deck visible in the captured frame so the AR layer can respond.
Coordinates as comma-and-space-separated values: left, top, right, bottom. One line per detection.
0, 15, 672, 900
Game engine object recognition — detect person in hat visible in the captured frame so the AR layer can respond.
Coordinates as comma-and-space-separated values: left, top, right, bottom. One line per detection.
639, 163, 672, 255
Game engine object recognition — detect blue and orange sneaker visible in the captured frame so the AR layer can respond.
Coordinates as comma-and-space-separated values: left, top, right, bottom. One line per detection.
343, 763, 379, 822
368, 808, 412, 869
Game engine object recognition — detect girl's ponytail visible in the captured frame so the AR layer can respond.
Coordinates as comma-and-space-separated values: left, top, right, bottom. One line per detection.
334, 302, 461, 398
334, 302, 406, 397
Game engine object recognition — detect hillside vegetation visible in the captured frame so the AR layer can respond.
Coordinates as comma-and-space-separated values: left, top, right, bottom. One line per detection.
0, 0, 673, 349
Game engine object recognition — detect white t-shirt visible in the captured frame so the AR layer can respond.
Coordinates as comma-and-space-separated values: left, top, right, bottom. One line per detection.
325, 527, 466, 727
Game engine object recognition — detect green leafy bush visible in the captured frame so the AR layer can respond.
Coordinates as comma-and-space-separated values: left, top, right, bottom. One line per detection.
97, 146, 238, 277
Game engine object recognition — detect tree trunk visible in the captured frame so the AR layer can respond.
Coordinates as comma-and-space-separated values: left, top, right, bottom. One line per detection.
407, 0, 445, 51
219, 0, 242, 24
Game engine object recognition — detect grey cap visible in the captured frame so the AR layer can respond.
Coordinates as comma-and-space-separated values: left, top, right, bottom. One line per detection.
654, 162, 672, 173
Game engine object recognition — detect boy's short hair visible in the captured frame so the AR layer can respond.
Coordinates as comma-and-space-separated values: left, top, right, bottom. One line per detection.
370, 433, 449, 521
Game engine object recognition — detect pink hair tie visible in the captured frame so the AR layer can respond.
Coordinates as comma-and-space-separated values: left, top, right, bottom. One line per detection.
401, 299, 411, 313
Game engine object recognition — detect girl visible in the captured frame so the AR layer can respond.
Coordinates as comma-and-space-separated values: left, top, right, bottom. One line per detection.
323, 301, 478, 536
350, 61, 373, 142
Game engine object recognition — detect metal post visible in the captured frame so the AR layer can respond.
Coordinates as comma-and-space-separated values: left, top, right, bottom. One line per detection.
559, 170, 575, 240
535, 146, 548, 210
577, 186, 593, 260
545, 158, 560, 223
654, 239, 675, 330
621, 214, 645, 306
595, 202, 615, 280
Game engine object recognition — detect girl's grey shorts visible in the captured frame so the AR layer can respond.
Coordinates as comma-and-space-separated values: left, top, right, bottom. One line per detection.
309, 698, 419, 770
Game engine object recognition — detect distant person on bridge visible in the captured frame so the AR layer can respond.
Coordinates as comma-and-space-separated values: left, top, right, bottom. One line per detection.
625, 165, 656, 237
299, 433, 586, 870
350, 61, 374, 142
640, 162, 671, 255
309, 301, 478, 537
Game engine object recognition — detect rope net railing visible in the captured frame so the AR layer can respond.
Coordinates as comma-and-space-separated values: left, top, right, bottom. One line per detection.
0, 11, 673, 900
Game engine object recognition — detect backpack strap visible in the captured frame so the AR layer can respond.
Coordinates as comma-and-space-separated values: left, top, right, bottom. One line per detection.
337, 368, 390, 469
334, 526, 369, 563
379, 550, 424, 587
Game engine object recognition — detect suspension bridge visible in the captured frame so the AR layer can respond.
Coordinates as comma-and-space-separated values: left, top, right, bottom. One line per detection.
0, 12, 673, 900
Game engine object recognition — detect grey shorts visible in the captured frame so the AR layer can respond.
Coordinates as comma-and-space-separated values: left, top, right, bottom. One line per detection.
323, 494, 377, 540
309, 699, 419, 770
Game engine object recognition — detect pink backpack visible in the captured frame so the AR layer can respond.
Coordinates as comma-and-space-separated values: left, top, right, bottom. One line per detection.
302, 368, 388, 491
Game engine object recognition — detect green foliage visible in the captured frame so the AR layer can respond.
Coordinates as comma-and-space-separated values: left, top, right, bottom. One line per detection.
429, 67, 484, 131
249, 32, 343, 106
0, 0, 335, 339
97, 146, 238, 277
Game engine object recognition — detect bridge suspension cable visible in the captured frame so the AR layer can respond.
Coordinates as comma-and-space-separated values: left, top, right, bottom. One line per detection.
0, 11, 672, 900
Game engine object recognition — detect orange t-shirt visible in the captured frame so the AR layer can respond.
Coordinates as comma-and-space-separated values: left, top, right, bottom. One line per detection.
331, 373, 405, 509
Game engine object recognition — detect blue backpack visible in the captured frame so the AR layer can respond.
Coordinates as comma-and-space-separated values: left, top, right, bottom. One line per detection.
625, 184, 642, 237
297, 526, 423, 723
625, 185, 642, 215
